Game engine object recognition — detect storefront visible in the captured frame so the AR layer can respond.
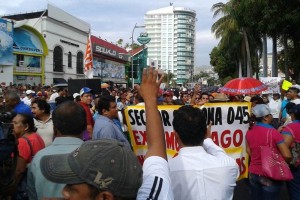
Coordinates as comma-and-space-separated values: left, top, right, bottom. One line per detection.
91, 36, 129, 85
13, 25, 48, 85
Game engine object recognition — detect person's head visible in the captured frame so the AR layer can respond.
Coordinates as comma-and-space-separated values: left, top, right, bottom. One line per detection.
80, 87, 94, 105
285, 102, 300, 121
172, 106, 207, 146
252, 104, 272, 124
133, 92, 144, 105
40, 139, 142, 200
208, 94, 214, 102
272, 93, 280, 100
250, 96, 264, 107
31, 99, 50, 119
200, 92, 209, 103
287, 85, 300, 100
25, 90, 35, 98
180, 93, 189, 104
98, 95, 118, 119
57, 88, 65, 95
4, 91, 20, 110
262, 94, 269, 104
12, 113, 36, 137
163, 91, 173, 104
52, 101, 86, 137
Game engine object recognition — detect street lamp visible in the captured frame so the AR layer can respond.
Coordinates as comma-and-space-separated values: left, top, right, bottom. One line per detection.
131, 23, 145, 89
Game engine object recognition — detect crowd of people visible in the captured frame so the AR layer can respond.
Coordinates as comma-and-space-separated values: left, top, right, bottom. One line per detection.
0, 76, 299, 200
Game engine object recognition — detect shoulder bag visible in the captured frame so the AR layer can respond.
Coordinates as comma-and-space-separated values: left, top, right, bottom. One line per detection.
261, 129, 293, 181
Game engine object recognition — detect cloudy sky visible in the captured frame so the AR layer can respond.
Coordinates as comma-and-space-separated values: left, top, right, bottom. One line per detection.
0, 0, 226, 67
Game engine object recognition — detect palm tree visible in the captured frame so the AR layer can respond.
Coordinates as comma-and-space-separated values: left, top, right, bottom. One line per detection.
211, 1, 252, 77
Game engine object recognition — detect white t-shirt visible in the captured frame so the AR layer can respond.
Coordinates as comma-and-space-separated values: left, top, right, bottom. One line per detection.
137, 156, 174, 200
169, 138, 239, 200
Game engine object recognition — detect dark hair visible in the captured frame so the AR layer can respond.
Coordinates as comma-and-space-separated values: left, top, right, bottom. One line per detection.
98, 95, 116, 115
52, 101, 86, 136
172, 106, 207, 146
250, 96, 265, 104
134, 92, 144, 103
31, 99, 50, 114
285, 102, 300, 120
87, 183, 136, 200
18, 113, 37, 132
200, 92, 209, 98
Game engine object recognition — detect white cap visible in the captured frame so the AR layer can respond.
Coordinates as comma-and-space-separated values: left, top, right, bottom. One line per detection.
25, 90, 35, 95
73, 93, 80, 99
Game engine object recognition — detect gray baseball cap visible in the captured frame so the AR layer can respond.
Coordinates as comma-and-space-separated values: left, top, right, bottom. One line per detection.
252, 104, 271, 118
40, 139, 142, 198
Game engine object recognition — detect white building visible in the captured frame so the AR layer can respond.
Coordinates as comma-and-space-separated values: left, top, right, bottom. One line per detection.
144, 6, 196, 85
2, 4, 90, 85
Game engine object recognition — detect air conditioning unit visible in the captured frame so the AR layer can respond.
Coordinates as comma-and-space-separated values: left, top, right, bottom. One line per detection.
19, 61, 24, 67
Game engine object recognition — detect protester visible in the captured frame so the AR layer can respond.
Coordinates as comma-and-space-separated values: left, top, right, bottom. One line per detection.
79, 87, 95, 140
268, 93, 282, 129
31, 99, 54, 147
40, 67, 174, 199
4, 91, 32, 115
162, 90, 174, 105
246, 104, 291, 199
169, 106, 239, 200
12, 113, 45, 199
22, 90, 35, 106
93, 95, 130, 147
284, 85, 300, 125
27, 101, 85, 199
279, 103, 300, 199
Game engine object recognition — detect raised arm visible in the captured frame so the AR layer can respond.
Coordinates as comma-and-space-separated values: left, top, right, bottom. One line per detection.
137, 67, 167, 160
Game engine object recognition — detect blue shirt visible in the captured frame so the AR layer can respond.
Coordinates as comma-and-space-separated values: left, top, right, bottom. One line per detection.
14, 101, 32, 115
93, 115, 130, 147
281, 99, 289, 119
27, 137, 83, 200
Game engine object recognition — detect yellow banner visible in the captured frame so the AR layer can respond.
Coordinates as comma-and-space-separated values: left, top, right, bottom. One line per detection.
125, 102, 251, 179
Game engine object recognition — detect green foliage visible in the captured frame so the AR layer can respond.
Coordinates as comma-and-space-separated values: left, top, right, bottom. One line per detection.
211, 0, 300, 80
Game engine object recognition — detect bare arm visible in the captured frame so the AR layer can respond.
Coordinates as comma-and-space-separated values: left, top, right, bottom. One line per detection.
190, 84, 200, 105
137, 68, 167, 160
277, 142, 292, 162
282, 134, 294, 149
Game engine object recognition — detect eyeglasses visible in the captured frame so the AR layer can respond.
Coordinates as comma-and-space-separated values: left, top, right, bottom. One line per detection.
202, 98, 209, 100
195, 98, 200, 100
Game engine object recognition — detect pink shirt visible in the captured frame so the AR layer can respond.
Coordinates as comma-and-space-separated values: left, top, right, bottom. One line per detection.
18, 133, 45, 163
282, 120, 300, 143
246, 123, 284, 175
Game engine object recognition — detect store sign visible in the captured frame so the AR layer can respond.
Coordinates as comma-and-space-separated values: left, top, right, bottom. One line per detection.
93, 44, 129, 61
0, 18, 14, 65
137, 32, 151, 45
13, 28, 43, 55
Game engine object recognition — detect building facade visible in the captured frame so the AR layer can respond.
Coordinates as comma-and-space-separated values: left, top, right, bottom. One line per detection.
91, 36, 129, 85
144, 6, 196, 85
2, 4, 90, 85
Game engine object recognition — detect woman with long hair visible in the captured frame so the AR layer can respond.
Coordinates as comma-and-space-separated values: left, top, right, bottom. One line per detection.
279, 102, 300, 199
246, 104, 291, 199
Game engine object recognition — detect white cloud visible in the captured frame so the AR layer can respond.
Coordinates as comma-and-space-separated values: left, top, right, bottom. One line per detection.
0, 0, 226, 66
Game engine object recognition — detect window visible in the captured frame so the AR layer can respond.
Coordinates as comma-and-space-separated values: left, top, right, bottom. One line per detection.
76, 52, 84, 74
53, 46, 63, 72
68, 52, 72, 68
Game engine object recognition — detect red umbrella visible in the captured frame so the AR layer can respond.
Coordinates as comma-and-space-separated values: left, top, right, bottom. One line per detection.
219, 77, 268, 95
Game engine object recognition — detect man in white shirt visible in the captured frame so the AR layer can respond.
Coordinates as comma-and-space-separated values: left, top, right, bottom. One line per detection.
284, 85, 300, 125
169, 106, 239, 200
268, 93, 282, 128
22, 89, 35, 106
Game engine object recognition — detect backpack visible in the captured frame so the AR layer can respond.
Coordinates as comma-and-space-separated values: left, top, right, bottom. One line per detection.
285, 126, 300, 167
0, 132, 19, 194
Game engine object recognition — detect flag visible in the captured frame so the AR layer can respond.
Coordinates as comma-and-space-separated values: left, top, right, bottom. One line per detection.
84, 34, 93, 79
